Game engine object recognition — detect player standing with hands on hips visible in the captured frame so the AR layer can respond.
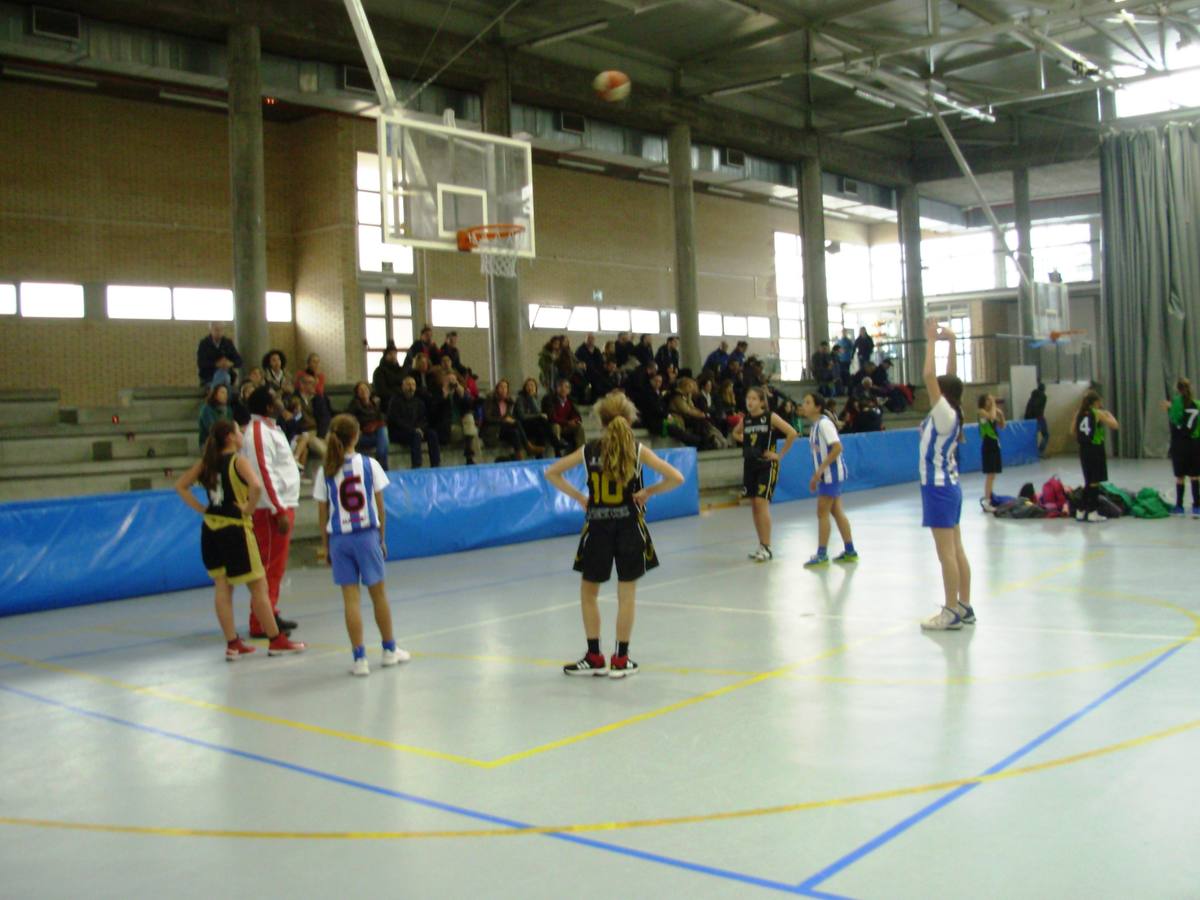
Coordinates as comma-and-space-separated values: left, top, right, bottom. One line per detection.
733, 386, 798, 562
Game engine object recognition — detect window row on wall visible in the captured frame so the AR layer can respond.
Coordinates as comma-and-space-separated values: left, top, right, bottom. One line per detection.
0, 283, 292, 322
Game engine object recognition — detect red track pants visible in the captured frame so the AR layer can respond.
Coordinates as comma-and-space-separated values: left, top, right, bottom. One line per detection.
248, 507, 295, 632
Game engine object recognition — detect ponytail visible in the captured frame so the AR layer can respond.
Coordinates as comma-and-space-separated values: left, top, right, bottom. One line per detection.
596, 393, 638, 486
1178, 378, 1194, 406
324, 414, 360, 478
200, 419, 236, 490
936, 374, 966, 444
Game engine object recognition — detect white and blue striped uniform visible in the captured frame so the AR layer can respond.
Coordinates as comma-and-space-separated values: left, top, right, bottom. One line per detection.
810, 415, 847, 484
312, 452, 389, 534
919, 396, 960, 486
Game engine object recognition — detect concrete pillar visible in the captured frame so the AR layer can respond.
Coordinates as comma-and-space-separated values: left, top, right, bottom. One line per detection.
481, 74, 523, 388
897, 183, 925, 380
798, 155, 828, 368
1013, 167, 1035, 361
668, 122, 702, 375
227, 23, 269, 377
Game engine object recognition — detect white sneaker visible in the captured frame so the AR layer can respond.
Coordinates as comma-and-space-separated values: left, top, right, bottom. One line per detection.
381, 647, 411, 667
748, 545, 773, 562
1086, 511, 1107, 523
351, 657, 370, 677
921, 606, 963, 631
980, 498, 996, 513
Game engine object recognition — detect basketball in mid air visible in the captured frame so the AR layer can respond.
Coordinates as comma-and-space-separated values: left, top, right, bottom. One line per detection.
593, 70, 631, 102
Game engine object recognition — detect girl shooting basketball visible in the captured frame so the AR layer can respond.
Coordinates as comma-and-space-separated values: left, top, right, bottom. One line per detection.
1073, 390, 1119, 522
919, 320, 973, 631
800, 392, 857, 567
174, 420, 306, 659
732, 386, 798, 562
545, 393, 683, 679
977, 393, 1006, 512
315, 415, 409, 677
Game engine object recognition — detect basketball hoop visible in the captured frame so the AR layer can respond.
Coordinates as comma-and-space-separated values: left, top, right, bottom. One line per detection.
457, 224, 525, 279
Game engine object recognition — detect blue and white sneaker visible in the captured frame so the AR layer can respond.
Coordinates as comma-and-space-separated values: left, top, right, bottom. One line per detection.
921, 606, 963, 631
1171, 505, 1186, 516
804, 553, 830, 568
957, 604, 976, 625
1192, 505, 1200, 518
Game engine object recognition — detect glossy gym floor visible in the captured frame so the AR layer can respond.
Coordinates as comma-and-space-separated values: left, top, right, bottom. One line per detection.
1, 458, 1196, 899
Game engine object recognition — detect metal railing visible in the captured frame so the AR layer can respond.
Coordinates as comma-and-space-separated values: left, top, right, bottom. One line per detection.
871, 333, 1095, 387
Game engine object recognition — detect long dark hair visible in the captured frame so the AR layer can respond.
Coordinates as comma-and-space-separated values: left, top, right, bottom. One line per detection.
324, 414, 360, 478
200, 419, 237, 490
1178, 377, 1194, 406
937, 374, 965, 443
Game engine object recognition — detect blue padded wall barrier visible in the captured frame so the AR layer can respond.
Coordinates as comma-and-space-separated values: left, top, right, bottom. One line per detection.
0, 447, 700, 617
772, 420, 1038, 503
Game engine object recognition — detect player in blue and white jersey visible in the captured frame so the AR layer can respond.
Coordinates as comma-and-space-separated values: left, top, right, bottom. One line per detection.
800, 392, 857, 568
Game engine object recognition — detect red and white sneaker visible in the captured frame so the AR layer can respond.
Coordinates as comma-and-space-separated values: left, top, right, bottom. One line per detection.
267, 634, 307, 656
563, 652, 608, 676
608, 654, 639, 679
225, 638, 257, 661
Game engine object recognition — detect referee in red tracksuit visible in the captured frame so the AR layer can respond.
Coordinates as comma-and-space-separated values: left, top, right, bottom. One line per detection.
240, 387, 300, 636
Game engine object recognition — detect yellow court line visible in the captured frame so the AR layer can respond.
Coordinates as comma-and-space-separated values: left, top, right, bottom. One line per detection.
991, 549, 1106, 594
3, 715, 1198, 840
410, 650, 756, 678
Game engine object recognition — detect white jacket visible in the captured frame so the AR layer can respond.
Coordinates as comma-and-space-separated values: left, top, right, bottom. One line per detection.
240, 414, 300, 512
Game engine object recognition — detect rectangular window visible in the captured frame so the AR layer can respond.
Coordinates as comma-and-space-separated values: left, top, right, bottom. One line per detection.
629, 308, 659, 334
599, 307, 631, 333
475, 301, 490, 329
776, 300, 801, 321
358, 224, 415, 274
431, 298, 479, 328
106, 285, 172, 320
266, 291, 292, 323
747, 316, 770, 339
722, 315, 748, 336
363, 290, 414, 379
20, 282, 84, 319
173, 287, 233, 322
392, 317, 413, 348
357, 190, 382, 226
774, 231, 803, 299
0, 284, 14, 315
567, 305, 599, 332
532, 305, 571, 329
669, 313, 678, 334
365, 317, 389, 349
698, 311, 723, 337
357, 150, 382, 193
778, 318, 802, 339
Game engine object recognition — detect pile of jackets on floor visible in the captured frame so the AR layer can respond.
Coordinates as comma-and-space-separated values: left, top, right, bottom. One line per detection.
983, 477, 1172, 520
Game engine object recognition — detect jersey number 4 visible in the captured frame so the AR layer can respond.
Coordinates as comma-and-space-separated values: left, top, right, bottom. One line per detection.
339, 474, 366, 512
590, 472, 625, 505
1078, 418, 1091, 437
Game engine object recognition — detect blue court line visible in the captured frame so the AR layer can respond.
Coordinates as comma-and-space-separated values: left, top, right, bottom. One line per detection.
795, 642, 1186, 894
0, 681, 842, 897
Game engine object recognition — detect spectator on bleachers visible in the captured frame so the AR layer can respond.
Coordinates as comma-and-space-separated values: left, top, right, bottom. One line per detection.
656, 335, 681, 374
545, 378, 586, 453
539, 335, 563, 389
726, 359, 747, 409
713, 379, 741, 432
296, 353, 325, 396
440, 331, 465, 374
743, 357, 768, 396
614, 332, 636, 370
853, 394, 884, 432
835, 329, 854, 390
704, 341, 730, 375
1024, 381, 1049, 455
231, 380, 255, 427
602, 339, 616, 360
661, 363, 679, 393
854, 326, 874, 369
428, 371, 482, 465
670, 377, 727, 449
516, 377, 561, 456
576, 333, 605, 393
483, 378, 536, 461
262, 350, 291, 399
347, 380, 389, 470
812, 341, 837, 397
556, 336, 588, 402
198, 384, 232, 445
372, 342, 405, 413
461, 367, 482, 417
404, 325, 440, 369
592, 358, 625, 398
729, 340, 748, 368
636, 373, 703, 447
296, 373, 331, 438
873, 358, 911, 411
695, 374, 715, 416
197, 322, 242, 390
405, 352, 434, 395
387, 375, 440, 468
246, 366, 265, 389
287, 374, 328, 470
634, 334, 655, 368
779, 399, 804, 433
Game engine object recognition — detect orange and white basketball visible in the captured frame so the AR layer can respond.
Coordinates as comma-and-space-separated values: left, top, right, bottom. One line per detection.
593, 70, 631, 102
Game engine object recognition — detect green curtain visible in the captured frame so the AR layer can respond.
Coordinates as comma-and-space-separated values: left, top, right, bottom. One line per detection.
1100, 123, 1200, 457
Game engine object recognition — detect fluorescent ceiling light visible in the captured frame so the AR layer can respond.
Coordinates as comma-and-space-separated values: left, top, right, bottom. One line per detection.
557, 158, 606, 173
159, 90, 228, 109
708, 187, 744, 199
526, 21, 609, 48
854, 89, 896, 109
3, 67, 96, 88
706, 77, 786, 98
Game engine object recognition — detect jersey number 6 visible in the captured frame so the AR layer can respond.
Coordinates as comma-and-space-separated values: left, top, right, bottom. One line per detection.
339, 474, 366, 512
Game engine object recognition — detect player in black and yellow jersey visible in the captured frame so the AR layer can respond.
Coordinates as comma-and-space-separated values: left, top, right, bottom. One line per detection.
1072, 389, 1120, 522
174, 419, 306, 660
545, 392, 684, 679
732, 385, 797, 561
1161, 377, 1200, 516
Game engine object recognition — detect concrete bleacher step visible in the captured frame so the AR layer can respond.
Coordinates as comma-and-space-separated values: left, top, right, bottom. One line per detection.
0, 389, 62, 427
0, 455, 196, 482
0, 432, 192, 466
0, 419, 200, 441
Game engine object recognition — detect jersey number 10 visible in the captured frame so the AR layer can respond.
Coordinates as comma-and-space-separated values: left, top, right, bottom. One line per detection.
590, 472, 625, 505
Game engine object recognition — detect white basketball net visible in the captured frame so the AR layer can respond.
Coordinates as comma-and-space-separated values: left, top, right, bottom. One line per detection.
474, 235, 520, 279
